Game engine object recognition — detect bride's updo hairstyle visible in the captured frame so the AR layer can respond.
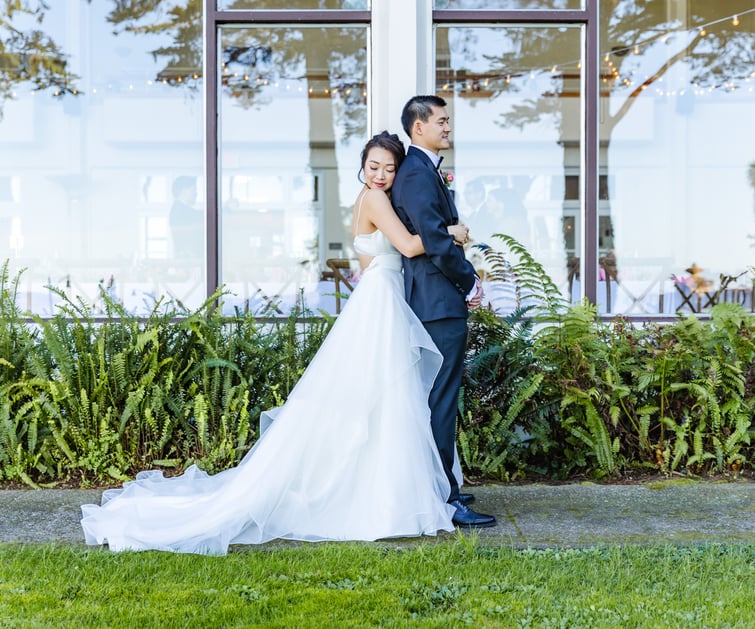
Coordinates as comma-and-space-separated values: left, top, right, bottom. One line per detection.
359, 131, 405, 182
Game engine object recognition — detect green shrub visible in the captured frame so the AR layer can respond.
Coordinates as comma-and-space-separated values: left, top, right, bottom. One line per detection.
1, 253, 752, 487
0, 272, 333, 487
459, 237, 754, 480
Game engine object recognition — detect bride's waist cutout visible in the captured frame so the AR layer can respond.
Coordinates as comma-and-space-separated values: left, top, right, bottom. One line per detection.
364, 253, 402, 273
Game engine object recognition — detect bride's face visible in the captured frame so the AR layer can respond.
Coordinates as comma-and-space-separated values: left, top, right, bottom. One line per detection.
364, 147, 397, 192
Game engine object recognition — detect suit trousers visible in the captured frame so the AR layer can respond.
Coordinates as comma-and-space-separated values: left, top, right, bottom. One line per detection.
423, 317, 468, 503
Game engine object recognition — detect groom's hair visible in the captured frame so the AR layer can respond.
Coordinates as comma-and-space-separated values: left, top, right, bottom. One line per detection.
401, 95, 447, 138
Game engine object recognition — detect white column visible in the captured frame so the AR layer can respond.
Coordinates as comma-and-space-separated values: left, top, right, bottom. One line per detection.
371, 0, 434, 143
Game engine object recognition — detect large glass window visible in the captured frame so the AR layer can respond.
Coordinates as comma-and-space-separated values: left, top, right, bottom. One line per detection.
435, 24, 584, 311
217, 25, 368, 316
5, 2, 751, 320
0, 1, 205, 316
598, 0, 754, 315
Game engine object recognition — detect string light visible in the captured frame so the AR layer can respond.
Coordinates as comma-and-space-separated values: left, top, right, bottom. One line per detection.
602, 7, 751, 58
6, 7, 752, 105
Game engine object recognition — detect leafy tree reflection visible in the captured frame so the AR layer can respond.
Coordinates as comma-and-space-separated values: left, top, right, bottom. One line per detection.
0, 0, 80, 119
441, 1, 754, 291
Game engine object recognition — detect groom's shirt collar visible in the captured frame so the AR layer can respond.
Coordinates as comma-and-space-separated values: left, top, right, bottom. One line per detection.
410, 144, 442, 169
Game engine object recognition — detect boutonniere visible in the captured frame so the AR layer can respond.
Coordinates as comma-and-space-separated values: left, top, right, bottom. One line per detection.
441, 170, 454, 189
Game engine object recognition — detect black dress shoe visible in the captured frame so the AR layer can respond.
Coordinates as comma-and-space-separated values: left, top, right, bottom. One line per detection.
449, 500, 496, 528
457, 493, 475, 506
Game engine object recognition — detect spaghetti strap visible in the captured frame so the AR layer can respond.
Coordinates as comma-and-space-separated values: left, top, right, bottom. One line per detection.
355, 189, 368, 226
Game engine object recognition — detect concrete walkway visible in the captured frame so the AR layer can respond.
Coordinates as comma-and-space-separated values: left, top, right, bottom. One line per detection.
1, 480, 753, 548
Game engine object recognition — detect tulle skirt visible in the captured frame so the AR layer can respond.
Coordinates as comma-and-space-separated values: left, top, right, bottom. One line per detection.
81, 254, 455, 554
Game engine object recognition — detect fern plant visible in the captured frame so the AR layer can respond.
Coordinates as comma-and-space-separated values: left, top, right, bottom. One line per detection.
0, 262, 39, 388
460, 306, 548, 480
531, 300, 624, 478
459, 235, 566, 480
634, 305, 754, 474
475, 234, 569, 318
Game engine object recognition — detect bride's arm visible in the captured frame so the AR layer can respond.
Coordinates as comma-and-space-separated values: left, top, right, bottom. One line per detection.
365, 190, 464, 257
364, 190, 424, 257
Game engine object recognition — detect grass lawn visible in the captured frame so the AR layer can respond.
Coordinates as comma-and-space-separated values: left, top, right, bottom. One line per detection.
0, 535, 753, 628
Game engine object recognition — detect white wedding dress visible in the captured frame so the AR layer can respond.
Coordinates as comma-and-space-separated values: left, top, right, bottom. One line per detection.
81, 229, 455, 554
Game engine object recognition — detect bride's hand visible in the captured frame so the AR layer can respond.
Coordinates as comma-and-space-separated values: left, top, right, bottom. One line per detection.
447, 224, 470, 246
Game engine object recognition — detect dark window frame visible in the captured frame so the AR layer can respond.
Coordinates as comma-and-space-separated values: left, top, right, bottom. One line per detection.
432, 5, 600, 306
203, 3, 600, 309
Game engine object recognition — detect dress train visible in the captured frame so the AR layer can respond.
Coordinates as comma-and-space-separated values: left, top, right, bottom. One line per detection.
81, 237, 455, 554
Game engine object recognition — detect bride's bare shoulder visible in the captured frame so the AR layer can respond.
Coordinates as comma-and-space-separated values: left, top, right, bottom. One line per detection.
363, 188, 391, 207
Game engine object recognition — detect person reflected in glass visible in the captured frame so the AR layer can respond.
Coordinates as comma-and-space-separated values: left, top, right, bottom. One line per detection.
81, 131, 474, 554
469, 184, 505, 246
169, 176, 202, 260
460, 178, 487, 227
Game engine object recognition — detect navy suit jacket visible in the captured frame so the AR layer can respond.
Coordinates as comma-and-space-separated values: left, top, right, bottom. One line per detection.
392, 146, 477, 322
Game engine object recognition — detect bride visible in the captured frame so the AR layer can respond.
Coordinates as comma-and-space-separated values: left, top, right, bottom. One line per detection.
80, 131, 471, 555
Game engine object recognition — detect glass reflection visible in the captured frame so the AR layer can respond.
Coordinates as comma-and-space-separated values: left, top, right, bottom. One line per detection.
436, 25, 583, 312
0, 1, 205, 316
218, 26, 367, 316
599, 0, 755, 315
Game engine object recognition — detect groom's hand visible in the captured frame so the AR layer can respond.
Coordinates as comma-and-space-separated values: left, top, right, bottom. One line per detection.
467, 278, 483, 310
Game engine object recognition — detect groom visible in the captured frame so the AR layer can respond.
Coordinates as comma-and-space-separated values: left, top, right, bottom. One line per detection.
391, 95, 496, 529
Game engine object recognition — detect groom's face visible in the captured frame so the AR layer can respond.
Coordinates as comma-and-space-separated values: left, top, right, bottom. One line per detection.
414, 105, 451, 154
